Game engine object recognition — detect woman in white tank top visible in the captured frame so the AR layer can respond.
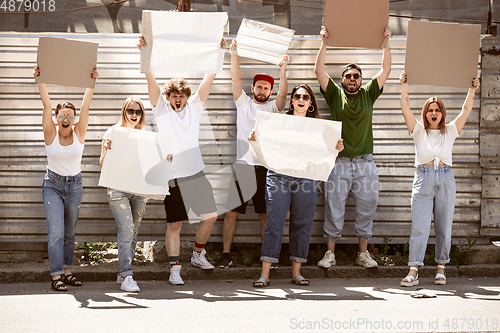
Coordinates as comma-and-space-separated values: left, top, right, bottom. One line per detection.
34, 65, 98, 292
399, 71, 479, 288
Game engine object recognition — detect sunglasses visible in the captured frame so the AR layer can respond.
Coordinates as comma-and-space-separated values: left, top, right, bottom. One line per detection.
126, 109, 143, 116
57, 114, 75, 122
292, 94, 311, 101
344, 73, 360, 80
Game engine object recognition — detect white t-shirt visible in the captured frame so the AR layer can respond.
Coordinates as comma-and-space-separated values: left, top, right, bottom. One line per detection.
45, 129, 84, 176
152, 93, 205, 179
235, 89, 280, 165
410, 119, 460, 168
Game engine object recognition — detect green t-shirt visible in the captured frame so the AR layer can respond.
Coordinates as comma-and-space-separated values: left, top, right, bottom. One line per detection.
321, 76, 382, 157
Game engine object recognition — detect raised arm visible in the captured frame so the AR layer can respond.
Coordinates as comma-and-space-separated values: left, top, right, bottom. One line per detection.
376, 26, 392, 89
399, 71, 417, 133
454, 76, 480, 133
314, 26, 330, 92
198, 72, 216, 106
230, 39, 243, 101
275, 55, 289, 111
74, 67, 98, 144
145, 72, 161, 107
34, 66, 56, 145
138, 36, 161, 107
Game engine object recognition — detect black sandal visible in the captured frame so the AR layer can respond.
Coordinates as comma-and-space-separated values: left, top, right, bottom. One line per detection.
63, 274, 82, 287
51, 278, 67, 292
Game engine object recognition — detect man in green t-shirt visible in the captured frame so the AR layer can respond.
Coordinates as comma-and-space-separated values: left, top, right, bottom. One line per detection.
314, 25, 391, 268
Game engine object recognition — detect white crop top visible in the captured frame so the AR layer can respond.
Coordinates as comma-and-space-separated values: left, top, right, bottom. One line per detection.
45, 130, 84, 176
410, 119, 459, 168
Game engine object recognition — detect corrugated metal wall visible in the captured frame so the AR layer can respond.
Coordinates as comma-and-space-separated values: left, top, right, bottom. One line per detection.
0, 33, 487, 250
479, 35, 500, 237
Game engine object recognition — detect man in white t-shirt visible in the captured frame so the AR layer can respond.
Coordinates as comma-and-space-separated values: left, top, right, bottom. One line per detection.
138, 36, 224, 285
217, 39, 288, 268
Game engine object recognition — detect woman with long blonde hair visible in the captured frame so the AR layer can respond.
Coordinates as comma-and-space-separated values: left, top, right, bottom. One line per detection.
100, 96, 149, 292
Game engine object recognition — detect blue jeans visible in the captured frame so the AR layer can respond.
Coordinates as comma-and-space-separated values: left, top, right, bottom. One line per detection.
107, 189, 149, 277
260, 171, 318, 263
323, 154, 379, 241
409, 165, 456, 266
42, 169, 83, 276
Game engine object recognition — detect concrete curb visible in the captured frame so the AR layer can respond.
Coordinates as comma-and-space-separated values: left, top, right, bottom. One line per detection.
1, 262, 499, 283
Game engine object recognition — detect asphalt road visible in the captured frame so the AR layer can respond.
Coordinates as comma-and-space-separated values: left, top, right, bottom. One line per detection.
1, 277, 499, 333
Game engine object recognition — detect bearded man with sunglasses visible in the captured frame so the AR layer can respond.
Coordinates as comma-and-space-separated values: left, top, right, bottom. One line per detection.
314, 25, 392, 269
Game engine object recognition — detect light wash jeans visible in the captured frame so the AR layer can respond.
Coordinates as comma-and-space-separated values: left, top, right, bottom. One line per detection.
42, 169, 83, 276
260, 171, 318, 264
323, 154, 379, 241
409, 165, 456, 266
107, 189, 149, 277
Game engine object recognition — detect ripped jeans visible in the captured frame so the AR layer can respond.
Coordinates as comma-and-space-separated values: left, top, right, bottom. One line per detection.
107, 189, 149, 277
42, 169, 83, 276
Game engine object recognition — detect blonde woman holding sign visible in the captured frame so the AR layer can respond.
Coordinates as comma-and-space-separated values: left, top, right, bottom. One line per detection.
100, 97, 149, 292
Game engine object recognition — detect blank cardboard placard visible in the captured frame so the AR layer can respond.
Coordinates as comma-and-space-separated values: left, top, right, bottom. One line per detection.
98, 126, 171, 200
235, 18, 295, 65
250, 112, 342, 181
405, 20, 481, 88
323, 0, 389, 49
35, 37, 98, 88
140, 11, 227, 74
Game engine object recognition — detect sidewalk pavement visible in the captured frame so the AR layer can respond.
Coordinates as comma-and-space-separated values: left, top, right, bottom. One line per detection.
1, 261, 499, 283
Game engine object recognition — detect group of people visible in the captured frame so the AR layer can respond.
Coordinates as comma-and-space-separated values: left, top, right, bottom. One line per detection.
36, 25, 480, 292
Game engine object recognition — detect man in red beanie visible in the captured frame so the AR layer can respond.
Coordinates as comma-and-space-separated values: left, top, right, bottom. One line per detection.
216, 39, 288, 268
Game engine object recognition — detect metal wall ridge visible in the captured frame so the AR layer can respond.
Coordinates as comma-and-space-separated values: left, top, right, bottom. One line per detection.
0, 32, 489, 247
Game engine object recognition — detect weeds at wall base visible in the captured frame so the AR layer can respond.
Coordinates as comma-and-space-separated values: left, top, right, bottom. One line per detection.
77, 237, 479, 268
374, 237, 478, 267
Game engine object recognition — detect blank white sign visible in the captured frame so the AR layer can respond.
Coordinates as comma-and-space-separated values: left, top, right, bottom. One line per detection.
236, 18, 295, 65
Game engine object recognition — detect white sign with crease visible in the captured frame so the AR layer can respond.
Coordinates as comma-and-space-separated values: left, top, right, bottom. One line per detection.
99, 126, 171, 200
250, 112, 341, 181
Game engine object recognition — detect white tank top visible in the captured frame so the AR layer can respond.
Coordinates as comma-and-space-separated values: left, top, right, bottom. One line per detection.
45, 130, 84, 176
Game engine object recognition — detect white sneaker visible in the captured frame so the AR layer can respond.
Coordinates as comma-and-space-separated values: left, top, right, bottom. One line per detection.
317, 250, 336, 268
357, 251, 378, 268
169, 265, 184, 285
116, 273, 122, 284
190, 249, 214, 270
120, 275, 140, 292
